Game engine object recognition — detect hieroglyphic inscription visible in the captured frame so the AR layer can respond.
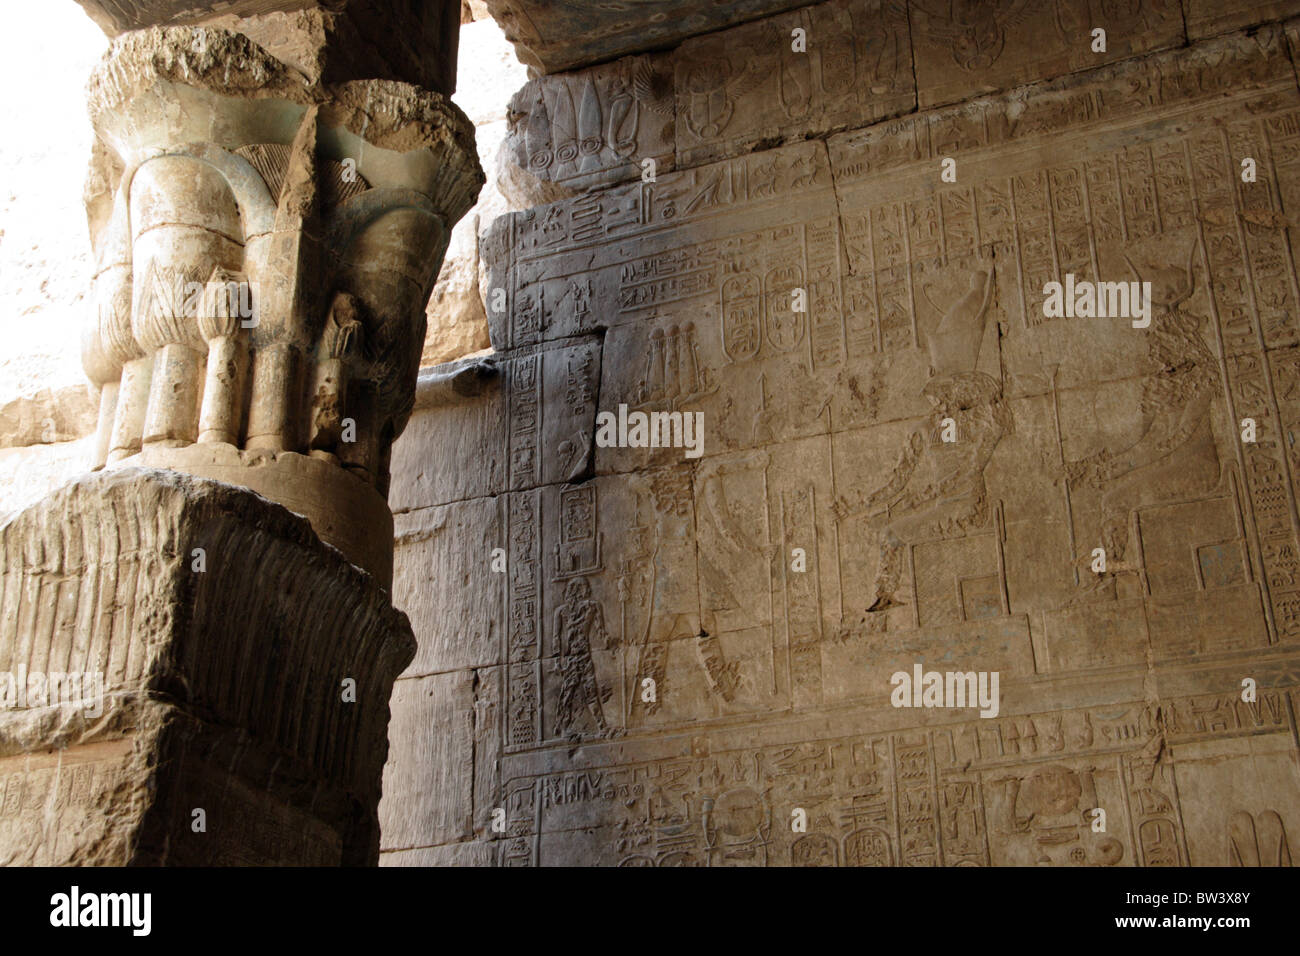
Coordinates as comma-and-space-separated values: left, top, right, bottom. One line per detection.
450, 18, 1300, 872
497, 687, 1298, 865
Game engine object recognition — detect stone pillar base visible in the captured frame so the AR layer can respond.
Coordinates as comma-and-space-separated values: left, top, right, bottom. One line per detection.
0, 468, 414, 865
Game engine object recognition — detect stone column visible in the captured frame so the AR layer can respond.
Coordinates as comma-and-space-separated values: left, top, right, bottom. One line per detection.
0, 1, 481, 865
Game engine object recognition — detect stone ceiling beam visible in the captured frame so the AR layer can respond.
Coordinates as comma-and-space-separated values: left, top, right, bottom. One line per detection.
483, 0, 815, 74
73, 0, 463, 94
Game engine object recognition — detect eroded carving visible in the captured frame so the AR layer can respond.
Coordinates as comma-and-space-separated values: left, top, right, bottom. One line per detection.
79, 25, 483, 584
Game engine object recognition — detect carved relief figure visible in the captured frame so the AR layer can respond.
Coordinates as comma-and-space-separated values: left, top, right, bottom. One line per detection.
697, 453, 774, 637
553, 577, 612, 737
833, 265, 1011, 623
991, 763, 1124, 865
1065, 240, 1222, 597
860, 2, 906, 95
679, 43, 768, 141
912, 0, 1032, 71
627, 467, 742, 723
702, 787, 771, 867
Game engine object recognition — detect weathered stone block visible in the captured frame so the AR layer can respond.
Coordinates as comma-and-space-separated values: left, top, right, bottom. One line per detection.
389, 335, 601, 511
380, 840, 496, 865
0, 468, 414, 865
483, 0, 812, 75
494, 0, 916, 194
393, 498, 505, 674
0, 386, 97, 449
1186, 0, 1300, 39
379, 671, 476, 850
908, 0, 1185, 109
674, 0, 915, 167
75, 0, 463, 94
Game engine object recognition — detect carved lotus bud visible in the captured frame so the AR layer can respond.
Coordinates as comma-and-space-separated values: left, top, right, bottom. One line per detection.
94, 265, 138, 366
199, 267, 252, 342
80, 322, 120, 390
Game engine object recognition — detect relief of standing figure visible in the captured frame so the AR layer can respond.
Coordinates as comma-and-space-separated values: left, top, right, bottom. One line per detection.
553, 577, 612, 737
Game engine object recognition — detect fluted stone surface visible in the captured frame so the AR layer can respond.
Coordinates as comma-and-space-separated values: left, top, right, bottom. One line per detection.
0, 468, 414, 865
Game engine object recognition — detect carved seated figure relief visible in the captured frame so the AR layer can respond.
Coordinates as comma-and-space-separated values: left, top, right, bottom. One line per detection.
1064, 238, 1225, 601
834, 264, 1012, 630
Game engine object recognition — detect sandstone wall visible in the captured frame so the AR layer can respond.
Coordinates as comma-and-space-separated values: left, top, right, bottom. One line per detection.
381, 0, 1300, 866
